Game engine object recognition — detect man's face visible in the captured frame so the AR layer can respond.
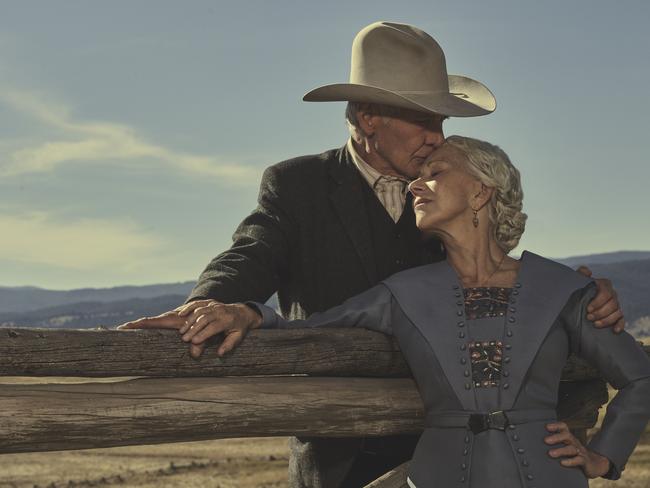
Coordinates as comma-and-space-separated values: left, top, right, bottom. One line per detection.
370, 108, 447, 180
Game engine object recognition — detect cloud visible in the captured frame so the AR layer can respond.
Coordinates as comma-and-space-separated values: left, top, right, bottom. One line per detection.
0, 89, 259, 182
0, 211, 162, 271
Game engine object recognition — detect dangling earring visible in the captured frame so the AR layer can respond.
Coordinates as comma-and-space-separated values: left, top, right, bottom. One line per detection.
472, 209, 479, 228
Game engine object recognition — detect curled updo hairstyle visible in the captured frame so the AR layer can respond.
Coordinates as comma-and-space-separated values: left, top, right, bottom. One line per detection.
445, 135, 528, 253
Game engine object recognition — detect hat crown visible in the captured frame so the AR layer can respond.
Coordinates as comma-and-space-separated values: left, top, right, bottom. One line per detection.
350, 21, 449, 93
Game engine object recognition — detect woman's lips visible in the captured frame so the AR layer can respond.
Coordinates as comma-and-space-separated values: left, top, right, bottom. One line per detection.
413, 198, 432, 208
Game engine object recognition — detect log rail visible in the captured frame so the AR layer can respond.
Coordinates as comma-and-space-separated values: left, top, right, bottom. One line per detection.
0, 328, 647, 456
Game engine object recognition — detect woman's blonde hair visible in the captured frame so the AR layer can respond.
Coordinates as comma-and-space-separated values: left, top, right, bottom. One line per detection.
445, 135, 528, 253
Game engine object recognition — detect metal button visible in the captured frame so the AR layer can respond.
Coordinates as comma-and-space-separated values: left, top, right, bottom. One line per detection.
509, 307, 516, 313
464, 370, 470, 377
463, 448, 469, 455
522, 459, 529, 467
513, 290, 519, 295
517, 448, 525, 454
461, 463, 467, 470
457, 310, 464, 316
460, 358, 467, 365
513, 434, 520, 441
504, 357, 511, 363
459, 331, 466, 338
464, 383, 471, 390
505, 344, 512, 350
503, 383, 510, 389
506, 330, 513, 337
464, 435, 470, 443
508, 317, 516, 323
508, 425, 516, 430
460, 344, 467, 351
460, 475, 466, 482
455, 292, 462, 298
503, 371, 510, 377
456, 300, 464, 306
510, 299, 517, 304
453, 285, 459, 290
526, 474, 534, 480
458, 321, 465, 327
515, 283, 522, 288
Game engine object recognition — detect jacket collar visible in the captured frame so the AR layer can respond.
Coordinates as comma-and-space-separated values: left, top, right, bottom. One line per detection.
382, 251, 591, 411
327, 144, 378, 285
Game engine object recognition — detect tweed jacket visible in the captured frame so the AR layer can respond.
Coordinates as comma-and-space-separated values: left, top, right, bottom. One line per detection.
187, 146, 444, 487
251, 251, 650, 487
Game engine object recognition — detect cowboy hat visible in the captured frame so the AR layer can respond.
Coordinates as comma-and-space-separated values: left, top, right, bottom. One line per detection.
304, 21, 496, 117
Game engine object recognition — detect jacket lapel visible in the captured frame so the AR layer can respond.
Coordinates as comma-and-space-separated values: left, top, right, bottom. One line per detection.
383, 261, 478, 410
500, 251, 591, 409
328, 146, 378, 285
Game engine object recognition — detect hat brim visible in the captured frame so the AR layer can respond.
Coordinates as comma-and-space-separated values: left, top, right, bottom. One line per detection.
303, 75, 496, 117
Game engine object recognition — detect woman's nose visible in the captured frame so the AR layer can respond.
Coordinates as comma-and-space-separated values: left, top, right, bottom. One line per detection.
408, 178, 423, 195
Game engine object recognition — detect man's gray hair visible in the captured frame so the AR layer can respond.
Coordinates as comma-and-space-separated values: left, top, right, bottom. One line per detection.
445, 135, 528, 253
345, 102, 409, 141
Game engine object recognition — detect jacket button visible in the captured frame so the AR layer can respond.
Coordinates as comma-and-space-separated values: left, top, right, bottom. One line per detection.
508, 317, 516, 323
460, 358, 467, 364
504, 357, 511, 363
461, 463, 467, 470
459, 331, 466, 338
460, 475, 466, 482
513, 434, 520, 441
458, 321, 465, 327
457, 310, 464, 316
503, 371, 510, 377
517, 448, 525, 454
464, 383, 471, 390
464, 370, 470, 377
503, 383, 510, 389
464, 436, 470, 443
526, 474, 534, 480
506, 330, 513, 337
522, 459, 529, 467
460, 344, 467, 351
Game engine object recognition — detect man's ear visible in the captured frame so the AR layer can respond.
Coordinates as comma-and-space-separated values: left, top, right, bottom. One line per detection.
472, 183, 494, 211
356, 103, 379, 137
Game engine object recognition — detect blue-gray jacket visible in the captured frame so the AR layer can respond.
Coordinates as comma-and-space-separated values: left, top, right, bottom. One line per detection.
251, 251, 650, 487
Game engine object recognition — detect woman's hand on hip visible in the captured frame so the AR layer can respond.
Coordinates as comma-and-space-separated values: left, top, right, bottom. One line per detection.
545, 421, 611, 478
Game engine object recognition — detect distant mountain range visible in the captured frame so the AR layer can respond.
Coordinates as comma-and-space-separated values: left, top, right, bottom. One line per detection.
1, 250, 648, 338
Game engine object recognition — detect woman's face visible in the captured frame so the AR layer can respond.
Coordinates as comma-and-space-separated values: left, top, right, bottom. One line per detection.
408, 144, 483, 235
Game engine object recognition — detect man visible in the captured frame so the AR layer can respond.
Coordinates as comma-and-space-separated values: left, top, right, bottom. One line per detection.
120, 21, 624, 488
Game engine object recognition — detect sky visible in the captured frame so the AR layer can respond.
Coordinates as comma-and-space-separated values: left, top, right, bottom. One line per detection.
1, 0, 649, 290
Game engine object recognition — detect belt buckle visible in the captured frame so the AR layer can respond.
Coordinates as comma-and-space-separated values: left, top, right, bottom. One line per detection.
468, 413, 488, 434
487, 410, 509, 431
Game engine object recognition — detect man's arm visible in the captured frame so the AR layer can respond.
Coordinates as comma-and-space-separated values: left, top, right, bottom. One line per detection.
118, 164, 297, 355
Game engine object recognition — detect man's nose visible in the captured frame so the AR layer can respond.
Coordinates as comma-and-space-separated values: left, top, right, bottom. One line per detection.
425, 125, 445, 148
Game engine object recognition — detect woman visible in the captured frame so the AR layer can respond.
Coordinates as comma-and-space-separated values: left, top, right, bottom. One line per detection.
179, 136, 650, 487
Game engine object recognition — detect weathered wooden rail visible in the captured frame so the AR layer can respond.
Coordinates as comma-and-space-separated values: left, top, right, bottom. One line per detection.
1, 327, 647, 456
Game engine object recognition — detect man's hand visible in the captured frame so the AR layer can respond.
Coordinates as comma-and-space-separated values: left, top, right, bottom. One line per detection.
117, 309, 186, 331
576, 266, 625, 333
545, 422, 611, 479
177, 300, 263, 358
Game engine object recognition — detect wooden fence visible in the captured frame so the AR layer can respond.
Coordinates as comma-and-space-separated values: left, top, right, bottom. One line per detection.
3, 327, 645, 458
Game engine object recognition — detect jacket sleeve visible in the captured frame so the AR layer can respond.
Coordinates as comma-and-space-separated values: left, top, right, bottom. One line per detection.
562, 282, 650, 480
185, 164, 295, 305
246, 283, 394, 336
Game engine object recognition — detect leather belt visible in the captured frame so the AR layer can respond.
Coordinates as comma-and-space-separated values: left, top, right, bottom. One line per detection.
425, 409, 556, 435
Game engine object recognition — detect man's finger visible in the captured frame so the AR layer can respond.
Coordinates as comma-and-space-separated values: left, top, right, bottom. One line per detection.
181, 313, 218, 341
189, 342, 206, 359
117, 313, 184, 330
613, 317, 626, 334
586, 279, 615, 313
576, 266, 592, 277
217, 330, 244, 356
190, 323, 226, 344
593, 308, 624, 328
177, 300, 213, 317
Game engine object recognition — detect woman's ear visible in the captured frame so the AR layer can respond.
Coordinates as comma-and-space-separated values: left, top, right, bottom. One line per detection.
472, 183, 494, 211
